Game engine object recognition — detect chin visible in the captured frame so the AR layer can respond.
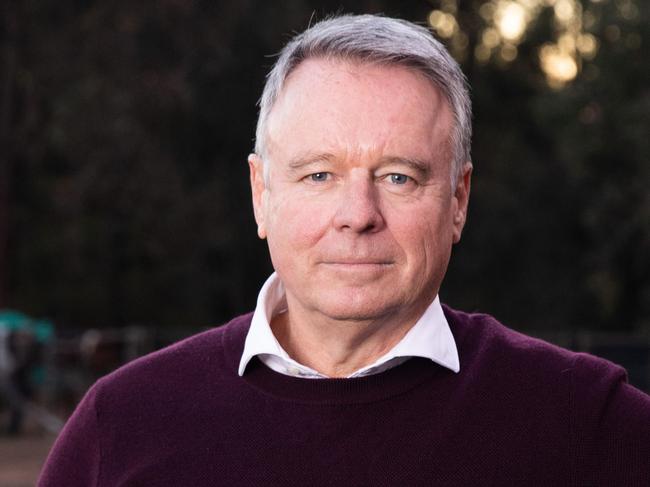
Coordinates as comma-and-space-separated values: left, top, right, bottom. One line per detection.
311, 292, 403, 323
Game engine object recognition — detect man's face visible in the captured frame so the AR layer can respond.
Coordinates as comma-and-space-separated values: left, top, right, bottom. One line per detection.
250, 59, 471, 325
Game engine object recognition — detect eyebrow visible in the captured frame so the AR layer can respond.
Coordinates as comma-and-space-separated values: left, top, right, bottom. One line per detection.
286, 152, 336, 172
379, 156, 432, 178
284, 152, 433, 178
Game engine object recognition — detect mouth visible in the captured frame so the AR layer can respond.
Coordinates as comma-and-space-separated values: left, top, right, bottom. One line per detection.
320, 261, 395, 269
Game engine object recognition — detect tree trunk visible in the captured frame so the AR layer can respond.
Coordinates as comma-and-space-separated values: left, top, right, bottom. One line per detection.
0, 3, 18, 308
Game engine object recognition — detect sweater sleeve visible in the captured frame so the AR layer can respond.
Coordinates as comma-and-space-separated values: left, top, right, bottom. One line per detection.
571, 353, 650, 485
38, 382, 102, 486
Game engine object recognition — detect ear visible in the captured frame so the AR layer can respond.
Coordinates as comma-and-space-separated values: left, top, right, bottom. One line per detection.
248, 153, 268, 239
452, 161, 472, 243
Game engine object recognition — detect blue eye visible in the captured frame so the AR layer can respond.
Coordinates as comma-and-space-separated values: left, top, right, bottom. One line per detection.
310, 172, 330, 182
389, 174, 409, 185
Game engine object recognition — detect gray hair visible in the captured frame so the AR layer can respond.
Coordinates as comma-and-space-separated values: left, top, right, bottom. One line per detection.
254, 14, 472, 187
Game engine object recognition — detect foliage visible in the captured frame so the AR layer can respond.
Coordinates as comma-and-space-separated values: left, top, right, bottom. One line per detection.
0, 0, 647, 331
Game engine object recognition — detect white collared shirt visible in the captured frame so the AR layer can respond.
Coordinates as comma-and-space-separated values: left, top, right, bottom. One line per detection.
238, 273, 460, 378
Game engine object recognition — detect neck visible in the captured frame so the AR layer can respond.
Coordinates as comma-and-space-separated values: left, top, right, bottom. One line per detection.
270, 303, 424, 378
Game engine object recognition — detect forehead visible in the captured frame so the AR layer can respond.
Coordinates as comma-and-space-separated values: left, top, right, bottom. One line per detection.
265, 58, 453, 166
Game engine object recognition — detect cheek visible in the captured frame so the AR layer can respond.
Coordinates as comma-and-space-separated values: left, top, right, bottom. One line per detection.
266, 193, 332, 253
387, 202, 453, 261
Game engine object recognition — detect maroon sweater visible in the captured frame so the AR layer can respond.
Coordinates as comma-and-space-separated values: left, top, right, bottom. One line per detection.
39, 307, 650, 486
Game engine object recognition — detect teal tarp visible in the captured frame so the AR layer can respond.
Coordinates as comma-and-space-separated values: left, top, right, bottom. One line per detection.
0, 310, 54, 342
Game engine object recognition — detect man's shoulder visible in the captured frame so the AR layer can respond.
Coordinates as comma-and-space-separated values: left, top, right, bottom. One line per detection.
443, 305, 650, 482
93, 312, 253, 398
442, 304, 628, 387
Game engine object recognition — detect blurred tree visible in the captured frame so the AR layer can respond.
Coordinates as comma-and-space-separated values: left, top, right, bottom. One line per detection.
0, 2, 18, 308
433, 0, 649, 331
0, 0, 647, 333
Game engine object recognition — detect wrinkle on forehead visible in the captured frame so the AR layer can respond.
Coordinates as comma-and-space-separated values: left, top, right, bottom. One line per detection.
265, 58, 454, 170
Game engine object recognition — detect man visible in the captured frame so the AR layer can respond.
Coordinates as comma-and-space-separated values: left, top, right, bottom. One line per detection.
40, 14, 649, 486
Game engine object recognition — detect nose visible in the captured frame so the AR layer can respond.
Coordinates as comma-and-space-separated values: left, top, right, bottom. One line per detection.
332, 173, 385, 233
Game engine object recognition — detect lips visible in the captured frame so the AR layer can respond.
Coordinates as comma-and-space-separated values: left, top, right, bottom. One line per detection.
319, 259, 396, 270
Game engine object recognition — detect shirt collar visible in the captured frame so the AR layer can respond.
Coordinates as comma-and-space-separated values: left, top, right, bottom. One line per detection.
238, 272, 460, 377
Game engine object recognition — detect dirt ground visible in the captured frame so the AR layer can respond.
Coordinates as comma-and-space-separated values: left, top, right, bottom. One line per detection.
0, 434, 55, 487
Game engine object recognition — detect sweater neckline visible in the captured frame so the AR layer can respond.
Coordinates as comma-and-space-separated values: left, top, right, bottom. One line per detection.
240, 355, 449, 404
223, 313, 453, 404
